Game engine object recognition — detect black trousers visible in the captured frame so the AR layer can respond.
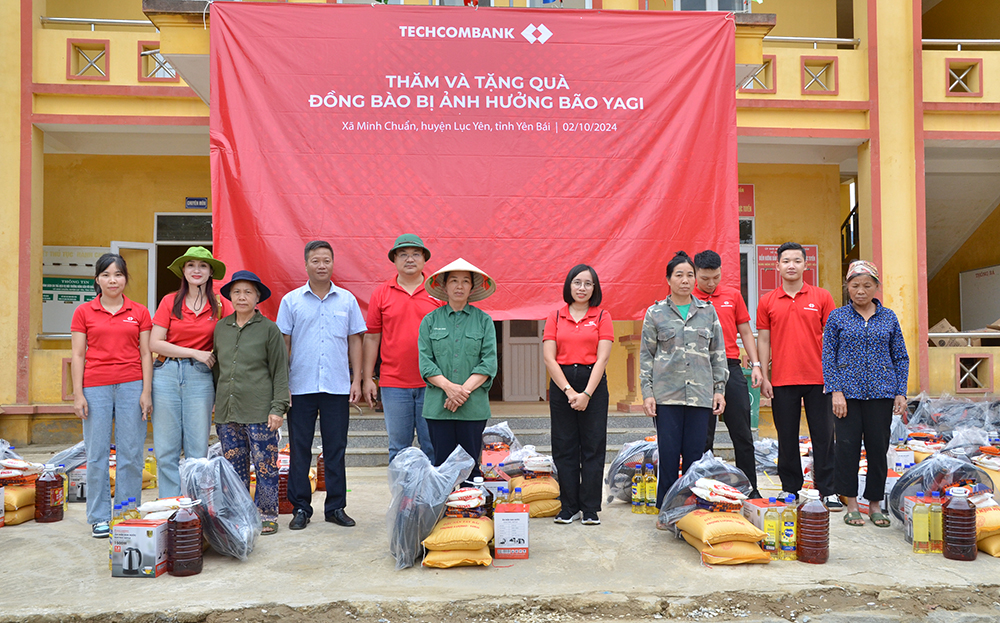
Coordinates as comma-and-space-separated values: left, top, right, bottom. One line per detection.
835, 398, 893, 501
654, 404, 711, 508
549, 364, 609, 515
705, 360, 757, 490
771, 384, 835, 497
427, 418, 488, 479
287, 392, 349, 518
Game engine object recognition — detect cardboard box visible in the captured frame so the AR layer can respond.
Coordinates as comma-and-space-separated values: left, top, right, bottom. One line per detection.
902, 495, 919, 543
1, 485, 5, 527
494, 503, 529, 559
111, 519, 168, 578
742, 497, 786, 530
857, 470, 901, 513
887, 448, 915, 471
67, 466, 86, 502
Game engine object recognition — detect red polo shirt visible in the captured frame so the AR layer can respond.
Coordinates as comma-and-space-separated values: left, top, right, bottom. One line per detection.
542, 305, 614, 365
367, 276, 443, 388
756, 282, 834, 386
152, 292, 233, 352
694, 285, 751, 360
71, 295, 153, 388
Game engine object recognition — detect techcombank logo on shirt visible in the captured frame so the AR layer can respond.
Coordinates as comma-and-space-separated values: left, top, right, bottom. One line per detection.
398, 23, 553, 44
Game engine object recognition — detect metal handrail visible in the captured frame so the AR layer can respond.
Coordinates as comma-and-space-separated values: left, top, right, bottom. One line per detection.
39, 16, 156, 31
763, 36, 860, 50
37, 334, 72, 341
929, 332, 1000, 347
922, 39, 1000, 51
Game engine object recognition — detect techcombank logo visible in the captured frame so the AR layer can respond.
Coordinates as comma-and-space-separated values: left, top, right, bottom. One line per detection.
397, 23, 553, 44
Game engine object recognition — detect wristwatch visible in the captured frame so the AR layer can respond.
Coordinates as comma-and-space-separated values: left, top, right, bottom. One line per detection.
563, 384, 572, 393
750, 362, 761, 368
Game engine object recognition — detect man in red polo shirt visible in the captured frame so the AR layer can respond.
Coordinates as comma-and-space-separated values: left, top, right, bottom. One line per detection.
363, 234, 442, 464
756, 242, 840, 509
693, 250, 763, 498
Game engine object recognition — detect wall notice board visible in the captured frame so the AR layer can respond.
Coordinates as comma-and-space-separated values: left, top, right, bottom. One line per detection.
960, 264, 1000, 331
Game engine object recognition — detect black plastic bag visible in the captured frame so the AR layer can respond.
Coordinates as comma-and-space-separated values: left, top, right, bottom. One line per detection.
180, 456, 261, 561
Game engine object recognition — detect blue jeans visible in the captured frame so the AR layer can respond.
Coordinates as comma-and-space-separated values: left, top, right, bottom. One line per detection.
152, 358, 215, 498
81, 380, 146, 525
381, 386, 433, 464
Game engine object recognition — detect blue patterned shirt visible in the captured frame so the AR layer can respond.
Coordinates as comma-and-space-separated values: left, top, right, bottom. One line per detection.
822, 300, 909, 399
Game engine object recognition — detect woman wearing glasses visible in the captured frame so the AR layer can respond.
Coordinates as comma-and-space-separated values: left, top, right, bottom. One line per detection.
542, 265, 614, 525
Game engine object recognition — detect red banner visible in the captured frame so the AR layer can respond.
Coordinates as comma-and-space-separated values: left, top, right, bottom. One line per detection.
210, 4, 737, 320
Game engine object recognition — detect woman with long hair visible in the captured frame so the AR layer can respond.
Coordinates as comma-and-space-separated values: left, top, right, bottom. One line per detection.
149, 247, 231, 498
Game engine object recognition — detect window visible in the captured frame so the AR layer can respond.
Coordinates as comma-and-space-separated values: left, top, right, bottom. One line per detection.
674, 0, 750, 11
155, 214, 213, 243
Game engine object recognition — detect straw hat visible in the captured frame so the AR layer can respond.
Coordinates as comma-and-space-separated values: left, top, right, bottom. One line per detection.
424, 258, 496, 303
168, 246, 226, 281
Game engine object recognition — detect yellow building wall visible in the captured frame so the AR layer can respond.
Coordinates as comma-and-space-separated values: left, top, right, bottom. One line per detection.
928, 200, 1000, 330
45, 0, 147, 21
922, 0, 1000, 40
928, 347, 1000, 396
0, 1, 21, 405
738, 163, 844, 302
922, 50, 1000, 104
754, 0, 837, 38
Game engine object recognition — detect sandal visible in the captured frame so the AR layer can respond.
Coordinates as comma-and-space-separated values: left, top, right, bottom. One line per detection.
261, 521, 278, 535
869, 511, 891, 528
843, 511, 865, 527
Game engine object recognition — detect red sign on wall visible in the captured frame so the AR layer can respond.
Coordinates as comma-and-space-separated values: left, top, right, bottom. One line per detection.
756, 244, 819, 300
738, 184, 754, 217
210, 4, 738, 320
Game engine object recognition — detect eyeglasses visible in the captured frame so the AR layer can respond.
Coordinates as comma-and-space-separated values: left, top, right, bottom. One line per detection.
395, 252, 424, 261
572, 280, 594, 289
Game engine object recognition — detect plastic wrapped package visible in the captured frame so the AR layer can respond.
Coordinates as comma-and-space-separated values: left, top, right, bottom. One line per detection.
887, 452, 993, 522
386, 445, 474, 570
501, 444, 559, 481
0, 439, 23, 461
656, 451, 751, 534
207, 442, 223, 459
481, 421, 522, 452
180, 456, 261, 561
908, 393, 985, 433
605, 438, 659, 503
889, 415, 908, 445
985, 401, 1000, 432
944, 427, 990, 454
752, 439, 779, 475
47, 441, 87, 473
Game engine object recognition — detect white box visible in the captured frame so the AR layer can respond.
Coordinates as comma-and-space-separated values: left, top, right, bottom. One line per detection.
494, 503, 529, 559
888, 448, 915, 471
68, 466, 87, 502
857, 470, 901, 513
902, 495, 919, 543
111, 519, 168, 577
742, 498, 786, 530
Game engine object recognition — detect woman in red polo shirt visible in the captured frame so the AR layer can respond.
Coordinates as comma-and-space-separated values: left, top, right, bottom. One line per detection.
150, 247, 232, 499
543, 264, 614, 525
71, 253, 153, 538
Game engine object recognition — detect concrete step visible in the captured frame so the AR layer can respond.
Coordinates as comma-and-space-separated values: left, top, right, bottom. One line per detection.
345, 412, 656, 431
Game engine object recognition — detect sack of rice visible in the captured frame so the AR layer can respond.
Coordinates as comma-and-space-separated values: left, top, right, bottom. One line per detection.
422, 546, 492, 568
676, 509, 766, 545
680, 531, 771, 565
422, 516, 493, 551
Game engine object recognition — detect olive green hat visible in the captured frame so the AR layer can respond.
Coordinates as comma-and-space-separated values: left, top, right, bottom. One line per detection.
168, 246, 226, 281
387, 234, 430, 262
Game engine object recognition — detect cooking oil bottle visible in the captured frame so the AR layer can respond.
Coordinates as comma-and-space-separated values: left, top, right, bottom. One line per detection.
929, 491, 944, 553
631, 465, 645, 514
912, 492, 930, 554
763, 498, 781, 559
779, 495, 797, 560
643, 463, 658, 515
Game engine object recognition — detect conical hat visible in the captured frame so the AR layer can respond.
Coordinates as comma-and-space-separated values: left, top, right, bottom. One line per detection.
424, 258, 496, 303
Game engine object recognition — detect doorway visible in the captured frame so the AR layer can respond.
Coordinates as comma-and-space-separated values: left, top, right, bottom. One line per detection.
501, 320, 546, 401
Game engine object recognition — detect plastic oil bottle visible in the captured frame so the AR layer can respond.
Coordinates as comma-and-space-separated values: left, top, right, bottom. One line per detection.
912, 492, 930, 553
168, 498, 203, 576
796, 489, 829, 564
278, 464, 293, 514
763, 497, 781, 559
144, 448, 157, 487
512, 487, 523, 504
929, 491, 944, 553
779, 495, 798, 560
644, 463, 658, 515
34, 464, 64, 523
943, 487, 978, 561
631, 465, 645, 514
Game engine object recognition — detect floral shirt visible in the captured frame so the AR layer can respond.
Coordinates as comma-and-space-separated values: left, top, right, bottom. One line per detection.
822, 300, 909, 399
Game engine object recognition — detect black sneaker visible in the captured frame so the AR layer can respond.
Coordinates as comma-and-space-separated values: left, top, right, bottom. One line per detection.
91, 522, 110, 538
289, 509, 310, 530
581, 512, 601, 525
553, 510, 581, 524
824, 494, 844, 511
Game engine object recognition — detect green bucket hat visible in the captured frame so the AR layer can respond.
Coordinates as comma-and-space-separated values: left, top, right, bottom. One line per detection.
168, 246, 227, 281
387, 234, 430, 262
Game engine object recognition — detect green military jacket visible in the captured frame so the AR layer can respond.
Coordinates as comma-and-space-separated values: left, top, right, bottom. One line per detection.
418, 304, 497, 422
639, 296, 729, 408
214, 310, 290, 425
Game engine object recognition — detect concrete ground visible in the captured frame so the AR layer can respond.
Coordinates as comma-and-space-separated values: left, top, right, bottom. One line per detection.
3, 447, 1000, 623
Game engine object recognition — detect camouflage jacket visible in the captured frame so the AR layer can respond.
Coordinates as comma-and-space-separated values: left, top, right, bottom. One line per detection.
639, 296, 729, 408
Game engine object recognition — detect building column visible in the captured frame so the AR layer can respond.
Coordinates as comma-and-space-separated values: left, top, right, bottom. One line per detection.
869, 0, 925, 392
